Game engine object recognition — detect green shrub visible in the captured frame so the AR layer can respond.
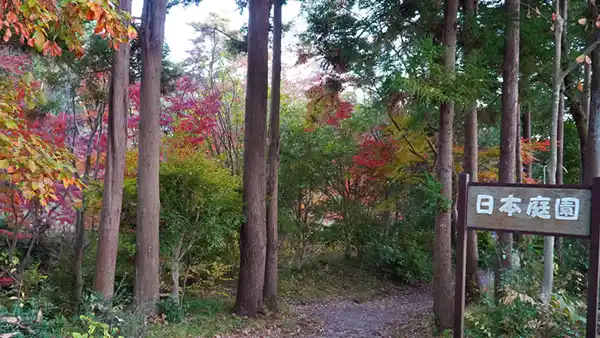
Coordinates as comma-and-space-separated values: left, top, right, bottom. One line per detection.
463, 262, 587, 338
0, 296, 67, 337
365, 230, 433, 284
464, 291, 585, 337
157, 297, 184, 323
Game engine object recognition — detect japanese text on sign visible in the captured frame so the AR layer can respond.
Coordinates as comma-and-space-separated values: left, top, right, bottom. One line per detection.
476, 194, 580, 220
466, 185, 591, 236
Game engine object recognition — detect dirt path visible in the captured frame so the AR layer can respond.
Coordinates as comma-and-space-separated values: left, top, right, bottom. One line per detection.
291, 286, 432, 338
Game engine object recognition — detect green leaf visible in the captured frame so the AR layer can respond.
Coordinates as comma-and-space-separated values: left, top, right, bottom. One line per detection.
4, 119, 17, 129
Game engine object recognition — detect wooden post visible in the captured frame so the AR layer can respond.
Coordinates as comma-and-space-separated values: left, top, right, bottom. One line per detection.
586, 177, 600, 338
454, 173, 469, 338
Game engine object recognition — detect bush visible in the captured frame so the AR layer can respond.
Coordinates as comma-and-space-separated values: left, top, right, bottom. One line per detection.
365, 229, 433, 284
0, 296, 67, 337
121, 152, 242, 297
464, 291, 585, 337
157, 297, 184, 324
462, 262, 587, 338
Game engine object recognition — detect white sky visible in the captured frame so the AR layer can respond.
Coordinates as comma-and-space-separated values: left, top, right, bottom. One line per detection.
131, 0, 305, 63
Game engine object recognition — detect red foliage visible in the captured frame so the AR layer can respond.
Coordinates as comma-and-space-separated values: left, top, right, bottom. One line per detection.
0, 229, 32, 240
352, 137, 393, 169
127, 77, 217, 145
0, 276, 15, 287
305, 79, 354, 128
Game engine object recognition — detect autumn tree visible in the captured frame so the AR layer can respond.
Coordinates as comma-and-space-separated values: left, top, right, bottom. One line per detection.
94, 0, 133, 301
234, 0, 270, 316
264, 0, 282, 310
135, 0, 168, 312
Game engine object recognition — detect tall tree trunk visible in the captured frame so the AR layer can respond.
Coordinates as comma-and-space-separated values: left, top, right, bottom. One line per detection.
585, 15, 600, 184
134, 0, 167, 313
74, 95, 106, 309
264, 0, 282, 311
495, 0, 519, 298
462, 0, 479, 304
73, 210, 85, 309
556, 86, 565, 267
514, 107, 523, 245
433, 0, 458, 329
464, 102, 480, 304
516, 106, 523, 183
234, 0, 269, 317
93, 0, 132, 301
581, 62, 592, 180
524, 108, 532, 178
540, 0, 563, 305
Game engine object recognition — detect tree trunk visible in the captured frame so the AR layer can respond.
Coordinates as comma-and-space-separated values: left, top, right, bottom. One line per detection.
464, 102, 480, 304
556, 86, 565, 267
134, 0, 167, 313
234, 0, 269, 317
516, 106, 523, 183
93, 0, 132, 301
585, 20, 600, 184
540, 0, 562, 306
462, 0, 479, 304
495, 0, 519, 298
524, 109, 532, 178
73, 210, 85, 309
74, 94, 106, 309
514, 106, 523, 244
292, 240, 306, 270
433, 0, 458, 329
264, 0, 282, 311
581, 62, 592, 179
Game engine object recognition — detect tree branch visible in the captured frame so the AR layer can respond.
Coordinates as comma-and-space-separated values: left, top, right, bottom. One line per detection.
560, 41, 600, 79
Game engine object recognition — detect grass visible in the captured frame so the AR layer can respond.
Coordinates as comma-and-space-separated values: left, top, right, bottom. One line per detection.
279, 253, 396, 303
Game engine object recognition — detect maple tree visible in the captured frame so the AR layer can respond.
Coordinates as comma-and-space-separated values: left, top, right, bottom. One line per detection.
0, 0, 133, 290
127, 76, 218, 151
304, 77, 353, 130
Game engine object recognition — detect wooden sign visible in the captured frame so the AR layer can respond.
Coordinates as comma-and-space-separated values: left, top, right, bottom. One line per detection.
467, 184, 592, 237
453, 174, 600, 338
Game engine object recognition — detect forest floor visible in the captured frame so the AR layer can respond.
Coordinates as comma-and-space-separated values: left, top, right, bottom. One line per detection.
147, 255, 435, 338
289, 286, 433, 338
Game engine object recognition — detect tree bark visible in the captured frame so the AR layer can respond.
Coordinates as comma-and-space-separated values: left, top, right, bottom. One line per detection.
555, 85, 565, 267
540, 0, 563, 305
234, 0, 269, 317
93, 0, 132, 301
514, 106, 523, 245
580, 62, 592, 179
134, 0, 167, 313
524, 109, 532, 178
495, 0, 519, 298
462, 0, 479, 305
264, 0, 282, 311
516, 106, 523, 183
557, 91, 565, 187
74, 94, 106, 309
464, 102, 480, 304
585, 19, 600, 184
433, 0, 458, 329
171, 237, 183, 301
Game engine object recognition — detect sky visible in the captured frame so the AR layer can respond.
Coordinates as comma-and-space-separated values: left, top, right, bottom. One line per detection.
131, 0, 305, 63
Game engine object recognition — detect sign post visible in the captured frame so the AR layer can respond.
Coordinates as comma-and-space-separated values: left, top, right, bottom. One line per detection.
453, 174, 600, 338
